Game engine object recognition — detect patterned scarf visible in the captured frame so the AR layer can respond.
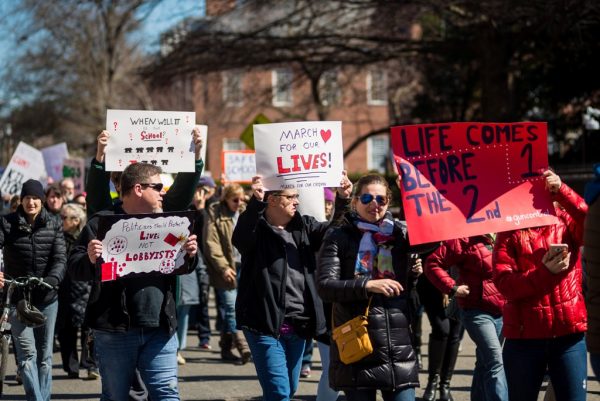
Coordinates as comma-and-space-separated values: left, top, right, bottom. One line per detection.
353, 212, 396, 279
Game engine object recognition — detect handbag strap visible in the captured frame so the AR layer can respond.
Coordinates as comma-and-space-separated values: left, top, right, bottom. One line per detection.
332, 296, 373, 330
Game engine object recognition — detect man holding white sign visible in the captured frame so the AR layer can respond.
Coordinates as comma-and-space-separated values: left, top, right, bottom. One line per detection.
68, 163, 198, 401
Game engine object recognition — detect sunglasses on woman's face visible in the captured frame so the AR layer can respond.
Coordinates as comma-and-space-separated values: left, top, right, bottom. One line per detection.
358, 193, 388, 206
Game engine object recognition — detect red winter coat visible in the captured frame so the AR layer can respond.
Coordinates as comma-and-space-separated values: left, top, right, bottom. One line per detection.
425, 236, 505, 316
493, 184, 588, 339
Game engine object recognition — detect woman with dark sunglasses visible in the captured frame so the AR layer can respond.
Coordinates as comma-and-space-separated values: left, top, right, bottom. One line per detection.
317, 173, 430, 401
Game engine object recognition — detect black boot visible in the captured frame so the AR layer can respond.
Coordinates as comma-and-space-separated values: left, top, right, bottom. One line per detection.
219, 333, 240, 362
438, 340, 460, 401
422, 335, 447, 401
412, 312, 423, 370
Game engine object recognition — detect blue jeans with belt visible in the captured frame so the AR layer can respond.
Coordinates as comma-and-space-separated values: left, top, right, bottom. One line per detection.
10, 300, 58, 401
461, 309, 508, 401
244, 329, 306, 401
503, 332, 587, 401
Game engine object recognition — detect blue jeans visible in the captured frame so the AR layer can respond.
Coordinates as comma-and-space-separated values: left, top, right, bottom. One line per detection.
344, 387, 416, 401
316, 341, 340, 401
244, 329, 306, 401
177, 304, 191, 350
461, 309, 508, 401
215, 287, 238, 333
9, 299, 58, 401
503, 333, 587, 401
94, 328, 179, 401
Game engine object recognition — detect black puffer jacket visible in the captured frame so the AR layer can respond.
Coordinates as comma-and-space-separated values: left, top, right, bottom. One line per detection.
0, 206, 66, 305
317, 214, 419, 392
57, 231, 91, 328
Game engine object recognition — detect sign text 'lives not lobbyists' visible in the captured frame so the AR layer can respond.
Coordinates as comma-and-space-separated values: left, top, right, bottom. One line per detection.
390, 122, 557, 244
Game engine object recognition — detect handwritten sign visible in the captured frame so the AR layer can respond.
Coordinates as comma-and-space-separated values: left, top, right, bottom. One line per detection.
390, 122, 557, 244
0, 142, 47, 197
296, 187, 327, 222
253, 121, 344, 190
105, 109, 196, 173
96, 211, 194, 281
62, 158, 85, 194
42, 143, 69, 182
222, 150, 256, 183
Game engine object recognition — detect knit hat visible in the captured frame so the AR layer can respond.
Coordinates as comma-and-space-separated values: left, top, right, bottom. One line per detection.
20, 179, 46, 202
198, 175, 216, 188
324, 188, 335, 202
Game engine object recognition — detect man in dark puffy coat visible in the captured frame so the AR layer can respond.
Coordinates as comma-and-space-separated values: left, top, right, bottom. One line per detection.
0, 179, 66, 401
584, 163, 600, 382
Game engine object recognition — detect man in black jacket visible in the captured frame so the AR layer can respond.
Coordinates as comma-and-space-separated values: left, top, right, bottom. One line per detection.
0, 179, 66, 401
68, 163, 198, 401
232, 174, 352, 401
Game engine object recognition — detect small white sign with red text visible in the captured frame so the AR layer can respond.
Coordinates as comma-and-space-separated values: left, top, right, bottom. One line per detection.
253, 121, 343, 190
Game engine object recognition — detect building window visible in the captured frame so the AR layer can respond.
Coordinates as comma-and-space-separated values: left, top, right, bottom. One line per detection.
368, 135, 390, 173
367, 68, 388, 105
223, 138, 246, 151
319, 70, 341, 106
272, 68, 293, 107
222, 71, 243, 106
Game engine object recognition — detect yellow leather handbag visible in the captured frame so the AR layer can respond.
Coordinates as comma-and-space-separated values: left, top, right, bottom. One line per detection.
332, 297, 373, 365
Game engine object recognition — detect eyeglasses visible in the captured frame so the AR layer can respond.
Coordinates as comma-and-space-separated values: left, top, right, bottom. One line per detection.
140, 183, 164, 192
273, 194, 300, 201
358, 193, 388, 206
60, 215, 76, 220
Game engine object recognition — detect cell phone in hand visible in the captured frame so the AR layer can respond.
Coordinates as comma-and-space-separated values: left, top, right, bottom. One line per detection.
549, 244, 568, 256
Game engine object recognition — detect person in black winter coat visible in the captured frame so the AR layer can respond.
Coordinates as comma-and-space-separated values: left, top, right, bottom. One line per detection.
0, 179, 67, 401
317, 174, 424, 401
232, 173, 352, 401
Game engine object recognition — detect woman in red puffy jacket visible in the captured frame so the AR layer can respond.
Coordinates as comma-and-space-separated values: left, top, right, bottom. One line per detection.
493, 170, 588, 401
426, 235, 507, 401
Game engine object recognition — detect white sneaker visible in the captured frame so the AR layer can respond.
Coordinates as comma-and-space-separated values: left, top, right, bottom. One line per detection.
177, 352, 186, 365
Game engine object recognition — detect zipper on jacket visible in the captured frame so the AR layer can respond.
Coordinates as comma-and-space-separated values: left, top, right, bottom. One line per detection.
276, 240, 288, 339
384, 302, 396, 388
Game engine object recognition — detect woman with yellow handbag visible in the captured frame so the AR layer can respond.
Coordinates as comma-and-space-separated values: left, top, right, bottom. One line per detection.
317, 174, 426, 401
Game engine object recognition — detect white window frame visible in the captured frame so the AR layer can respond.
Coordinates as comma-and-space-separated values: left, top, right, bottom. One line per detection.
223, 138, 246, 151
222, 70, 244, 107
272, 68, 293, 107
367, 68, 388, 106
367, 135, 390, 173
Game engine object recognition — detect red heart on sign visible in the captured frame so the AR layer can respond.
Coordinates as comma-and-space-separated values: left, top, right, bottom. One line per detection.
320, 129, 332, 143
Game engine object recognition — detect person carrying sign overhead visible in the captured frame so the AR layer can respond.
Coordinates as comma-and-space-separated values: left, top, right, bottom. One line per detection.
233, 172, 352, 401
67, 163, 199, 401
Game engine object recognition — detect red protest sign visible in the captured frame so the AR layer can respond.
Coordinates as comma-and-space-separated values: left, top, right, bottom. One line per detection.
390, 122, 558, 244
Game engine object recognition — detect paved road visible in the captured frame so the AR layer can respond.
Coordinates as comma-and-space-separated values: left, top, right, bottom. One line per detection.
1, 319, 599, 400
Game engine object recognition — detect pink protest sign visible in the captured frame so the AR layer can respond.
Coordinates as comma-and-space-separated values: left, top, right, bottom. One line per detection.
390, 122, 557, 244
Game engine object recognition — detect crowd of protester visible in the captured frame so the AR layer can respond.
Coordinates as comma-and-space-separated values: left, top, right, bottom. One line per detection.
0, 127, 597, 401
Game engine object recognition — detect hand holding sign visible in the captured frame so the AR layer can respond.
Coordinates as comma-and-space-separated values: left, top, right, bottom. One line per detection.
251, 175, 265, 201
96, 130, 110, 162
543, 170, 562, 193
336, 170, 353, 199
183, 234, 198, 257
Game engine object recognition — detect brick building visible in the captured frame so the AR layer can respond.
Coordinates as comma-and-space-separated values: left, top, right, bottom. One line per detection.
149, 0, 415, 178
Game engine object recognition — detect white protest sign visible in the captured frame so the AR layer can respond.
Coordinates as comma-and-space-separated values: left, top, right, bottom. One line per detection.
41, 143, 69, 182
296, 187, 326, 222
195, 124, 208, 166
62, 158, 85, 194
0, 142, 47, 196
253, 121, 344, 190
222, 150, 256, 183
105, 109, 196, 173
97, 212, 194, 281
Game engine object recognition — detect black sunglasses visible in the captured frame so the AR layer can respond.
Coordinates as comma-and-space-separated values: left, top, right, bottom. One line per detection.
140, 183, 164, 192
358, 193, 388, 205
